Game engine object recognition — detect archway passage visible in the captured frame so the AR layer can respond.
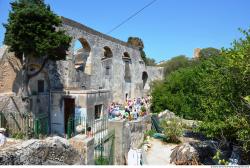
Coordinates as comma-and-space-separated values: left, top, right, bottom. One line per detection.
73, 38, 91, 74
142, 71, 148, 89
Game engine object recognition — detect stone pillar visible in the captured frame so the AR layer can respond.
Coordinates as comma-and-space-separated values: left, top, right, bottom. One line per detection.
69, 134, 95, 165
108, 120, 127, 165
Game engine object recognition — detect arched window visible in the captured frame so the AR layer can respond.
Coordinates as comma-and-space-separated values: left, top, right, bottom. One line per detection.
123, 52, 131, 59
73, 38, 91, 74
102, 46, 113, 59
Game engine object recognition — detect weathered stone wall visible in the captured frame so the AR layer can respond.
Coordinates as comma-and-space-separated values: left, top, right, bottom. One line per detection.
108, 115, 151, 165
50, 89, 111, 135
69, 134, 94, 165
61, 17, 163, 103
0, 136, 85, 165
0, 46, 22, 95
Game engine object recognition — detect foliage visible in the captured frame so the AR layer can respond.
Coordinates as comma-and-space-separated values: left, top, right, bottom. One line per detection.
4, 0, 71, 60
127, 37, 144, 50
144, 129, 156, 138
158, 55, 194, 76
160, 118, 184, 143
127, 37, 156, 66
141, 106, 146, 112
151, 28, 250, 153
199, 47, 221, 58
12, 132, 25, 139
3, 0, 71, 101
95, 156, 109, 165
212, 150, 229, 165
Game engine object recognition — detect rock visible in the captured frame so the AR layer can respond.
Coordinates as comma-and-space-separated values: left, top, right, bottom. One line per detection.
170, 143, 200, 165
170, 140, 220, 165
0, 136, 84, 165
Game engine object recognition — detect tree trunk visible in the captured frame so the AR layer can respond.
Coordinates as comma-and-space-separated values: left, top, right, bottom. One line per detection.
21, 55, 30, 113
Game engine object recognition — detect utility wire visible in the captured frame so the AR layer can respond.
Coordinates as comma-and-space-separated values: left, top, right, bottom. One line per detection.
107, 0, 157, 34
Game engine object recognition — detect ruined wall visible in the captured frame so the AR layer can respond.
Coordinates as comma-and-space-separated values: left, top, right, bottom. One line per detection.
108, 115, 152, 165
61, 17, 163, 103
0, 46, 22, 95
0, 136, 85, 165
50, 89, 111, 135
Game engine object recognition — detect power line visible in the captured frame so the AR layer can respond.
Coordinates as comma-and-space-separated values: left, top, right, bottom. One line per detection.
107, 0, 157, 34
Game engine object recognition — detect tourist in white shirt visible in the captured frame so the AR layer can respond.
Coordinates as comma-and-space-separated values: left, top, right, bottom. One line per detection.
0, 128, 6, 147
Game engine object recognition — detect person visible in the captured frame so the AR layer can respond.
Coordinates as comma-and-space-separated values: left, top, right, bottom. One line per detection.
0, 128, 7, 147
86, 126, 93, 137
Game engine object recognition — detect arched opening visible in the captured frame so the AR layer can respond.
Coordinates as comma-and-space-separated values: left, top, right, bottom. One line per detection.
102, 46, 113, 59
142, 71, 148, 89
123, 52, 130, 59
73, 38, 91, 73
123, 52, 131, 59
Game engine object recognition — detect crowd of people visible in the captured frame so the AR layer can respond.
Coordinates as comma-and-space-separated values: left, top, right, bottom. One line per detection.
108, 96, 151, 121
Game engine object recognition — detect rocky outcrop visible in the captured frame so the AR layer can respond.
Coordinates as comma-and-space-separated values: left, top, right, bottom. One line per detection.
170, 143, 200, 165
170, 141, 218, 165
0, 136, 85, 165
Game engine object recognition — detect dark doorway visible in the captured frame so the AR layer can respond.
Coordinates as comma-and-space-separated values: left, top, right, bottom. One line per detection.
142, 71, 148, 89
64, 98, 75, 134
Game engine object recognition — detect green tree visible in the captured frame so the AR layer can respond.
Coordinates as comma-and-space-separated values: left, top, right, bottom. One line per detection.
127, 37, 156, 66
199, 47, 221, 58
158, 55, 194, 76
3, 0, 71, 100
151, 29, 250, 156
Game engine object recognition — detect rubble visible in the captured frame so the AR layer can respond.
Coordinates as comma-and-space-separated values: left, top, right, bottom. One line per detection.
0, 136, 84, 165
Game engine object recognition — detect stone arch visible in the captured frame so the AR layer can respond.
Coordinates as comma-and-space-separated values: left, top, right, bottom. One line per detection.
123, 52, 131, 59
142, 71, 148, 89
73, 38, 92, 75
102, 46, 113, 59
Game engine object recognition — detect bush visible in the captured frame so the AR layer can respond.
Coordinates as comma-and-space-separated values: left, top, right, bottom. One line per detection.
144, 130, 156, 138
151, 28, 250, 156
95, 156, 109, 165
12, 132, 25, 139
160, 118, 184, 143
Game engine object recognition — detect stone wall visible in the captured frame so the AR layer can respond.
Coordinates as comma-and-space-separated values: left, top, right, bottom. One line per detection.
108, 115, 152, 165
0, 136, 85, 165
61, 17, 164, 103
69, 134, 94, 165
50, 89, 111, 135
0, 46, 22, 95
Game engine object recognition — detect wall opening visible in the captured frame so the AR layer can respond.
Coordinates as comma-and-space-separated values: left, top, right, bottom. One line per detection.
64, 98, 75, 134
37, 80, 44, 93
95, 104, 102, 119
142, 71, 148, 89
124, 61, 131, 82
102, 46, 113, 59
123, 52, 131, 59
73, 38, 91, 74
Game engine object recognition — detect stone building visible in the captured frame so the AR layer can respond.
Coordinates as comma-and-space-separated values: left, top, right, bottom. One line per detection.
0, 17, 164, 136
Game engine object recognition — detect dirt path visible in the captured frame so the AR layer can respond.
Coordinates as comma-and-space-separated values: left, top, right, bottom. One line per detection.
145, 138, 177, 165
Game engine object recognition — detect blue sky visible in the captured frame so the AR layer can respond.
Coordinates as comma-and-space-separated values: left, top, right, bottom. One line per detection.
0, 0, 249, 62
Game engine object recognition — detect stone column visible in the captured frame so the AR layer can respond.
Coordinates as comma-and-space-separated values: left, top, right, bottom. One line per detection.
69, 134, 95, 165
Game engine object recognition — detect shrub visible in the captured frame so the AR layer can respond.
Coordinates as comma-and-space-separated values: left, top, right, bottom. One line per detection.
160, 118, 184, 143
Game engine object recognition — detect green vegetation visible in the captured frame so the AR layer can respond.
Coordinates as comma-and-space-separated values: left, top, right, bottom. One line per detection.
127, 37, 156, 66
213, 150, 229, 165
95, 156, 109, 165
160, 118, 183, 143
144, 129, 156, 138
151, 29, 250, 154
12, 132, 25, 139
158, 55, 195, 76
4, 0, 71, 99
199, 47, 221, 58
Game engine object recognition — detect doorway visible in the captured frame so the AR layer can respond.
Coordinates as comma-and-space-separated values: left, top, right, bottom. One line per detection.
64, 98, 75, 134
